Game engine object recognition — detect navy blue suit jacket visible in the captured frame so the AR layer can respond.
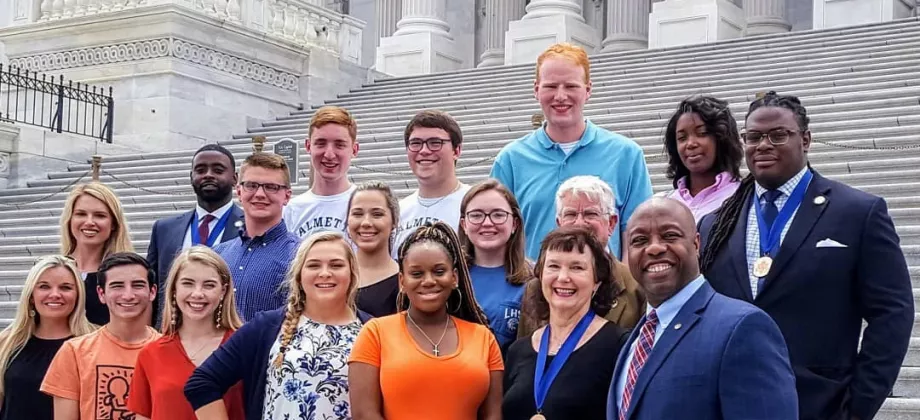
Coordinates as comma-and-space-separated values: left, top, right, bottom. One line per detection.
606, 281, 798, 420
699, 172, 913, 420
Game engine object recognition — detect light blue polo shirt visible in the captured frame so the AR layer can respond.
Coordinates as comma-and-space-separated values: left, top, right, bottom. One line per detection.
490, 120, 653, 260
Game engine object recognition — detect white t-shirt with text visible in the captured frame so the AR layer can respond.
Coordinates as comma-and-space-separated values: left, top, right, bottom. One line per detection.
393, 183, 471, 257
283, 185, 357, 240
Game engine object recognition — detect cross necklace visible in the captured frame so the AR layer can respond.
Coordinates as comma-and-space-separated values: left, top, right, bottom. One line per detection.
406, 312, 450, 356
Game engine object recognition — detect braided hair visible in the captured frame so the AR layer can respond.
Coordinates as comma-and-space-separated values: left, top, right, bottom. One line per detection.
396, 222, 489, 326
699, 91, 810, 272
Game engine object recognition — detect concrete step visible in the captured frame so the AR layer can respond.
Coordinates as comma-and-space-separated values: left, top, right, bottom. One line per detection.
877, 398, 920, 420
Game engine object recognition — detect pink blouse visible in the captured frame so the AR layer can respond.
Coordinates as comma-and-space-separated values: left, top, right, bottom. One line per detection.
666, 171, 740, 222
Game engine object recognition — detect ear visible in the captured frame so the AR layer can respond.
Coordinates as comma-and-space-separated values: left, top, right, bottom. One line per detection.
148, 284, 158, 302
96, 286, 106, 306
693, 232, 701, 256
352, 140, 359, 157
453, 143, 462, 160
283, 188, 292, 206
801, 130, 811, 153
304, 138, 312, 153
585, 79, 592, 100
235, 184, 243, 198
459, 217, 467, 233
533, 80, 539, 99
607, 214, 618, 236
397, 272, 406, 289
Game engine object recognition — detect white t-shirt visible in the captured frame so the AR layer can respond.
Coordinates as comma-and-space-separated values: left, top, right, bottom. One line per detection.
393, 183, 472, 257
283, 185, 357, 240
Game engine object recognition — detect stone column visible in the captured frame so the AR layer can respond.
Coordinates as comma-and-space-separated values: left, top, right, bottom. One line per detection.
505, 0, 600, 65
0, 123, 19, 189
477, 0, 525, 67
376, 0, 464, 76
602, 0, 651, 52
743, 0, 790, 36
375, 0, 401, 44
649, 0, 745, 49
813, 0, 913, 29
393, 0, 450, 36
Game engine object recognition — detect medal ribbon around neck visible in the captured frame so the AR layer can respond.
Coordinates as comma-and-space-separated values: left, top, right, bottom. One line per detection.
190, 208, 233, 247
533, 310, 595, 416
753, 169, 813, 259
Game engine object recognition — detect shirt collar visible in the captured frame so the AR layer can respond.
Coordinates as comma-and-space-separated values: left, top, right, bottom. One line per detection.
196, 201, 234, 222
537, 119, 597, 150
755, 166, 810, 199
240, 220, 288, 243
645, 275, 706, 330
675, 171, 735, 196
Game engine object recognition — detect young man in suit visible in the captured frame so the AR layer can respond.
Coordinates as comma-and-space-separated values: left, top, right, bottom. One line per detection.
609, 197, 797, 420
147, 144, 243, 324
698, 92, 913, 420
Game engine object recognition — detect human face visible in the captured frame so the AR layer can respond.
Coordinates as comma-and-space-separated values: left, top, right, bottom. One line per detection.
556, 192, 617, 245
98, 264, 156, 321
461, 190, 515, 256
32, 266, 78, 322
174, 262, 225, 324
540, 248, 597, 314
399, 242, 458, 314
236, 167, 291, 223
625, 200, 700, 307
744, 107, 811, 190
347, 190, 394, 253
191, 151, 237, 205
406, 127, 460, 187
307, 124, 359, 184
70, 194, 114, 249
301, 241, 353, 307
535, 58, 591, 131
676, 113, 717, 177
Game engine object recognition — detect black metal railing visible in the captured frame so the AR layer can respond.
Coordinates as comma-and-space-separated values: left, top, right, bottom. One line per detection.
0, 64, 114, 143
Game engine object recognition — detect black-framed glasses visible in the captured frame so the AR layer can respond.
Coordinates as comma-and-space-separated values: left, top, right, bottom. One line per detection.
239, 181, 289, 193
407, 138, 449, 152
465, 210, 511, 225
741, 129, 801, 146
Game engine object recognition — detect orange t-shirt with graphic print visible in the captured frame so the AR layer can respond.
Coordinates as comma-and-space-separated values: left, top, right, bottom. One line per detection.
40, 326, 160, 420
349, 313, 504, 420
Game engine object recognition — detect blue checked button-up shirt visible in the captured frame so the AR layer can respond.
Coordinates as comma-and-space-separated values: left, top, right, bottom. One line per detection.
215, 220, 300, 321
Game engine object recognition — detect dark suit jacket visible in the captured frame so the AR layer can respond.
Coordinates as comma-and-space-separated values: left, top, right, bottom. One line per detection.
606, 281, 798, 420
699, 172, 913, 420
147, 204, 244, 322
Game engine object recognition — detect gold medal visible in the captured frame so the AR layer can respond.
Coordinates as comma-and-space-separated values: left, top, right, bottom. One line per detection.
531, 415, 547, 420
753, 256, 773, 278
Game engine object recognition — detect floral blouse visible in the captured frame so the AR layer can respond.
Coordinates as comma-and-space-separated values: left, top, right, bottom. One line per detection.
262, 315, 362, 420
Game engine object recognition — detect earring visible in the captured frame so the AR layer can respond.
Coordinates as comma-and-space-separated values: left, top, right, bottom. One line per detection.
448, 288, 463, 313
29, 309, 36, 318
215, 301, 224, 328
170, 304, 178, 327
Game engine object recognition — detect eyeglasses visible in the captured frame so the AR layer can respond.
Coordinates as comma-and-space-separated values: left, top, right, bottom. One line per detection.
465, 210, 511, 225
239, 181, 289, 193
407, 138, 450, 152
559, 209, 607, 223
741, 129, 801, 146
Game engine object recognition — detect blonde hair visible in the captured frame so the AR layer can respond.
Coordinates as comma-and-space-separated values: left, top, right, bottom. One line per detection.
159, 246, 243, 335
273, 232, 359, 368
309, 106, 358, 143
535, 42, 591, 83
241, 153, 291, 188
0, 255, 95, 400
59, 183, 134, 259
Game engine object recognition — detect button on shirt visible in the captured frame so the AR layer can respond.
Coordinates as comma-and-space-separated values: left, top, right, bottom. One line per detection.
183, 201, 235, 249
215, 221, 300, 321
666, 171, 740, 222
615, 276, 707, 411
745, 166, 811, 297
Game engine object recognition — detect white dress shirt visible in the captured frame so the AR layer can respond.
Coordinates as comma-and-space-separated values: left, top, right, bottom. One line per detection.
182, 201, 235, 249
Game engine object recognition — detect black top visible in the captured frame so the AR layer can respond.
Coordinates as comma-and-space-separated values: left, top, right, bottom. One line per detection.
502, 322, 629, 420
356, 273, 399, 318
1, 335, 71, 420
84, 272, 109, 325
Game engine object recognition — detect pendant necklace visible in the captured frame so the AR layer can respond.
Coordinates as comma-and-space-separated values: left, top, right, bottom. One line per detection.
406, 312, 450, 356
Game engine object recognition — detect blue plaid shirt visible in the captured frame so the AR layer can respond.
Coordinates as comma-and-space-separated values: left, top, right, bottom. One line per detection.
216, 220, 300, 321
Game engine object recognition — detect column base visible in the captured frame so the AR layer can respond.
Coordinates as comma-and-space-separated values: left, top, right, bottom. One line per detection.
813, 0, 913, 30
601, 33, 649, 52
744, 15, 792, 36
649, 0, 745, 49
504, 13, 600, 65
477, 48, 505, 67
376, 31, 464, 76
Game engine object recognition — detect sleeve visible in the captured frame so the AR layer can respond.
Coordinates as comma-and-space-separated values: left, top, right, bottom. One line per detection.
489, 149, 514, 192
718, 310, 798, 420
618, 144, 654, 235
40, 341, 81, 401
185, 316, 260, 409
850, 197, 914, 419
146, 220, 160, 279
127, 348, 153, 417
348, 320, 382, 367
486, 329, 504, 371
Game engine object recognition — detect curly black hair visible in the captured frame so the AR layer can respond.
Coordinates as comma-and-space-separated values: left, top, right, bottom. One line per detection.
664, 95, 743, 189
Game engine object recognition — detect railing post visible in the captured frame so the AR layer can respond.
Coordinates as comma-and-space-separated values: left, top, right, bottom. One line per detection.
253, 135, 266, 153
104, 88, 114, 144
531, 112, 544, 129
55, 74, 64, 133
91, 155, 102, 182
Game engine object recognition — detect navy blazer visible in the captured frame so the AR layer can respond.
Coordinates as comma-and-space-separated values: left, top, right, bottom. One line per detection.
184, 307, 372, 420
606, 281, 798, 420
699, 172, 913, 420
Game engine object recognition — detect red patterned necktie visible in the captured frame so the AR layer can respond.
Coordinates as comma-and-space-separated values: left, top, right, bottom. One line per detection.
197, 214, 215, 246
619, 309, 659, 420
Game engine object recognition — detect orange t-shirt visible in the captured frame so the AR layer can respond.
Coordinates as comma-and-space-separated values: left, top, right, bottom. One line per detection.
349, 313, 504, 420
40, 326, 160, 420
127, 331, 245, 420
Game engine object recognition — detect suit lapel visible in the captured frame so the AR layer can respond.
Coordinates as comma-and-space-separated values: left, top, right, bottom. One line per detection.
625, 283, 715, 420
609, 319, 644, 417
727, 190, 754, 301
221, 204, 244, 242
169, 210, 196, 255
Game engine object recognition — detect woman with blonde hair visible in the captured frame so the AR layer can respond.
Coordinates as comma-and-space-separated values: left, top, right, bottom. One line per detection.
0, 255, 94, 420
185, 232, 372, 420
127, 246, 244, 420
59, 182, 134, 325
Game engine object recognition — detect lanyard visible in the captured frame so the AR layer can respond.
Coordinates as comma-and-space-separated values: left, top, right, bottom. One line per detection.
753, 170, 812, 257
190, 208, 233, 247
534, 310, 595, 412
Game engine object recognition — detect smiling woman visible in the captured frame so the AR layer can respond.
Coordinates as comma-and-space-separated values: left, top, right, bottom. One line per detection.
347, 182, 401, 317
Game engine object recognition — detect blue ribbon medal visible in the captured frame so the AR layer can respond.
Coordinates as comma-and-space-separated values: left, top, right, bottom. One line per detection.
751, 170, 813, 278
532, 310, 595, 419
190, 209, 233, 247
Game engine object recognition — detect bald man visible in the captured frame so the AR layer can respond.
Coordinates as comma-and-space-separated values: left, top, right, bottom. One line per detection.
608, 198, 797, 420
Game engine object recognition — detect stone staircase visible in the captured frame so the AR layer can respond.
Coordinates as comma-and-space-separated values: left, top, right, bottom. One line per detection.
3, 17, 920, 418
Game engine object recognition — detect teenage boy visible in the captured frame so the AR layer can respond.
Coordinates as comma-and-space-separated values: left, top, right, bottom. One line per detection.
41, 252, 160, 420
284, 106, 359, 239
